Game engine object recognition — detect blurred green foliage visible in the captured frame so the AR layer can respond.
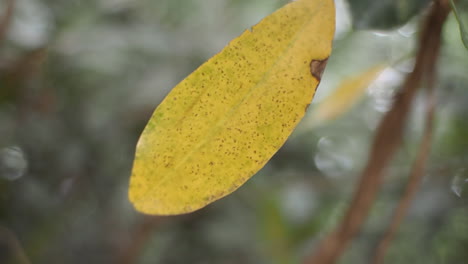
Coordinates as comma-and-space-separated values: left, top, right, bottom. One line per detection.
1, 0, 468, 264
450, 0, 468, 49
348, 0, 431, 29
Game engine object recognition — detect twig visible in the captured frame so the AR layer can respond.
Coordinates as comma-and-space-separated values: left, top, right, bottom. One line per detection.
303, 1, 450, 264
0, 0, 15, 46
370, 1, 446, 260
116, 216, 163, 264
371, 63, 438, 264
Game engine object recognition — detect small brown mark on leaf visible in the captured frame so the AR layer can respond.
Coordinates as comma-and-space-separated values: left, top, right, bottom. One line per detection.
310, 58, 329, 81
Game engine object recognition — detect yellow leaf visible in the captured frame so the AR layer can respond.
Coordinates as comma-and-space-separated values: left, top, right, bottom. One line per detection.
310, 64, 385, 125
129, 0, 335, 215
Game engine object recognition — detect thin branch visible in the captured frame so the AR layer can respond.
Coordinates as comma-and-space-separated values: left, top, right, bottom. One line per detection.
116, 216, 163, 264
0, 225, 32, 264
371, 66, 438, 264
370, 2, 445, 259
303, 1, 451, 264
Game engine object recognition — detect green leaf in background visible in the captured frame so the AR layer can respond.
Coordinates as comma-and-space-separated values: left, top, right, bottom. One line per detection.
451, 0, 468, 50
348, 0, 431, 30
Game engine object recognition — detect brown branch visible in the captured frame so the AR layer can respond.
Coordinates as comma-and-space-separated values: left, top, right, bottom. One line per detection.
116, 216, 163, 264
1, 47, 48, 109
370, 2, 446, 260
371, 66, 437, 264
0, 225, 32, 264
0, 0, 15, 46
303, 1, 451, 264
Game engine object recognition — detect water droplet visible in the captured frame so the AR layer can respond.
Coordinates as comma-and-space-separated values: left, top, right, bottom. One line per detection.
334, 0, 352, 40
314, 136, 355, 177
394, 58, 415, 73
0, 146, 28, 181
451, 169, 468, 197
9, 0, 52, 48
372, 31, 391, 38
398, 22, 416, 38
363, 103, 383, 130
367, 68, 403, 112
281, 182, 316, 224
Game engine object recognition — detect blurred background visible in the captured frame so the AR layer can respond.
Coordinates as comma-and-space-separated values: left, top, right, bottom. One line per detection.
1, 0, 468, 263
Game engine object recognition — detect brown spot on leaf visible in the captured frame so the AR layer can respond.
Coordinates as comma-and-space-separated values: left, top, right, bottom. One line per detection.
310, 58, 329, 81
